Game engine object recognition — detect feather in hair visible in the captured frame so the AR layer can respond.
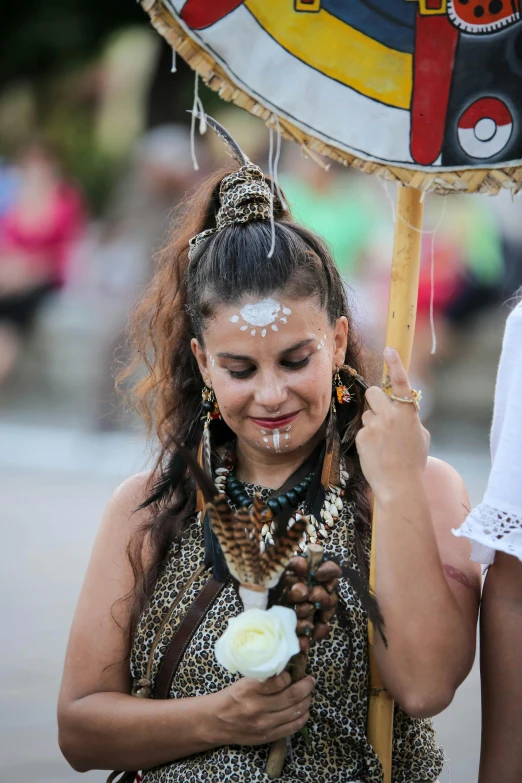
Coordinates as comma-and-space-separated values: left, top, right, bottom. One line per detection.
189, 111, 250, 167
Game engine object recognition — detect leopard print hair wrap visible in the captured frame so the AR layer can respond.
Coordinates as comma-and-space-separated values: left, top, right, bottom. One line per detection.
188, 163, 276, 259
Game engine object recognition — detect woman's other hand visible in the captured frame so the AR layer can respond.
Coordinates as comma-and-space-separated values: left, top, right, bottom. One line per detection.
356, 347, 430, 503
212, 672, 316, 746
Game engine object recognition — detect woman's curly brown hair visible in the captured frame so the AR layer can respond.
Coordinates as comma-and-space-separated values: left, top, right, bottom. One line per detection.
117, 166, 374, 648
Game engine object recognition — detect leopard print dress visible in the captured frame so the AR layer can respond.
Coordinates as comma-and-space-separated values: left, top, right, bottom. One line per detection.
130, 484, 444, 783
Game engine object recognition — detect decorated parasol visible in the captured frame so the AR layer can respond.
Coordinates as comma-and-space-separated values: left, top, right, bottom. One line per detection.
139, 1, 522, 779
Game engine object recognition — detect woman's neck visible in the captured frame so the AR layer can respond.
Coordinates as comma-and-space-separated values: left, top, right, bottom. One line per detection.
234, 430, 324, 489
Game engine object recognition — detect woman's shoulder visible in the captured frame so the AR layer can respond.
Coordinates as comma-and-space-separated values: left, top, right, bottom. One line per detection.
100, 471, 155, 547
423, 457, 468, 506
111, 471, 154, 512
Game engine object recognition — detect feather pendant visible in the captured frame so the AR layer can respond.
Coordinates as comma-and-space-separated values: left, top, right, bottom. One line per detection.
175, 436, 309, 593
190, 112, 250, 167
321, 403, 341, 491
263, 516, 308, 587
250, 493, 266, 538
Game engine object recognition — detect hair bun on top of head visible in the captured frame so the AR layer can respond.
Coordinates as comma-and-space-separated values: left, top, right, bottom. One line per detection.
188, 114, 281, 259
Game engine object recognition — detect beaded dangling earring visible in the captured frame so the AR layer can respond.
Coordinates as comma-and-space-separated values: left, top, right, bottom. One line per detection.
196, 385, 221, 513
202, 385, 221, 420
333, 369, 352, 405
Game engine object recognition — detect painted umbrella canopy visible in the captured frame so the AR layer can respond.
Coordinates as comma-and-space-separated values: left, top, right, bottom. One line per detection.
141, 0, 522, 194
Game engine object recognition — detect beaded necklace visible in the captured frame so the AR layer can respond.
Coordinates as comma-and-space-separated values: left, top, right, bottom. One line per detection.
213, 463, 350, 554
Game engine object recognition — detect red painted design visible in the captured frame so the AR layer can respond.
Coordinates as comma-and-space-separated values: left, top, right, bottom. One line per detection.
410, 13, 459, 166
180, 0, 245, 30
458, 97, 512, 128
449, 0, 520, 31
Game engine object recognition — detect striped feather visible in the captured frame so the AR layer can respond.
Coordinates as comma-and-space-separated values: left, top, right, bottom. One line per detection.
196, 113, 250, 167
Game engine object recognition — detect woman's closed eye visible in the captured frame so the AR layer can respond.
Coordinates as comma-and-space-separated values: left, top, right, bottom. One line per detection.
227, 356, 310, 379
281, 356, 310, 371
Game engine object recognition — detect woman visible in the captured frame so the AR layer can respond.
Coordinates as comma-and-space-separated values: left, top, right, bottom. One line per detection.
58, 122, 480, 782
454, 301, 522, 783
0, 142, 85, 385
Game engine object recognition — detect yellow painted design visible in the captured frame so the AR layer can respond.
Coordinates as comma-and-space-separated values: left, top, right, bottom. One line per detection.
418, 0, 447, 14
245, 0, 412, 109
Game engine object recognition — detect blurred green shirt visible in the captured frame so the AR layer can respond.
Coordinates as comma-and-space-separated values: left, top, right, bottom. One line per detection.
280, 173, 375, 276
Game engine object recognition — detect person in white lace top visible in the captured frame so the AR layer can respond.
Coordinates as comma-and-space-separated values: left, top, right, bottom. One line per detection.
454, 300, 522, 783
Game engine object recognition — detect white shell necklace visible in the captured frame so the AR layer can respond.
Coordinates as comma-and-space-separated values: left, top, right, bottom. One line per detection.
211, 465, 350, 555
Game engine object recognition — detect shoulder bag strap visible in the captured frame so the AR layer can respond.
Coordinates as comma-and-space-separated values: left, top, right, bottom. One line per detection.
107, 573, 225, 783
154, 574, 225, 699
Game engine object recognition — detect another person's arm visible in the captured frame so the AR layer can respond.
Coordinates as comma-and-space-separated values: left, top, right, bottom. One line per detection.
479, 553, 522, 783
58, 474, 314, 772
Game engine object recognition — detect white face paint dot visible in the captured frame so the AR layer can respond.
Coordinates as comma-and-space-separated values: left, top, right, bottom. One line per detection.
263, 437, 269, 443
283, 307, 292, 315
251, 329, 256, 336
230, 315, 239, 323
285, 425, 292, 432
261, 430, 267, 434
279, 317, 287, 324
271, 324, 278, 331
261, 329, 267, 337
240, 324, 248, 331
284, 434, 290, 440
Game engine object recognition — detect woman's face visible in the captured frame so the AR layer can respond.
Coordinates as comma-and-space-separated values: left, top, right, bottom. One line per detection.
192, 295, 348, 458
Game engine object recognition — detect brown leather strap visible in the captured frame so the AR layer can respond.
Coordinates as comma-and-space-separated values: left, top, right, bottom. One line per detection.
154, 575, 225, 700
107, 574, 225, 783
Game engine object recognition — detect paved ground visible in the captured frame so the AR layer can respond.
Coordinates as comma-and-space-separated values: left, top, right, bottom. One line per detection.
0, 423, 490, 783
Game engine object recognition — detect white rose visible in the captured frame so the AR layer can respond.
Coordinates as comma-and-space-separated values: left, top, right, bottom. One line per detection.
215, 606, 300, 681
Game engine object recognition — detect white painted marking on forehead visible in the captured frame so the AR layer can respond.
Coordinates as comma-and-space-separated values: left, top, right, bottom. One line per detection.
229, 298, 292, 337
240, 298, 283, 327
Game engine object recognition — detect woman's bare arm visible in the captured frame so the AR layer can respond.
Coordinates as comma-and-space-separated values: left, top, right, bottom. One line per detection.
57, 472, 213, 771
58, 473, 313, 772
479, 553, 522, 783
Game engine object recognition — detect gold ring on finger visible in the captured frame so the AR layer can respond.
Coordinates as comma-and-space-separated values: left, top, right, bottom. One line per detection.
390, 388, 422, 412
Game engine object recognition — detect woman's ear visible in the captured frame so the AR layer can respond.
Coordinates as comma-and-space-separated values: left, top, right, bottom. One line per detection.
191, 338, 209, 385
333, 316, 348, 369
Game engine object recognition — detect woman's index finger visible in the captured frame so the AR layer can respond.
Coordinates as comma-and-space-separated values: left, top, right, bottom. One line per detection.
383, 347, 411, 397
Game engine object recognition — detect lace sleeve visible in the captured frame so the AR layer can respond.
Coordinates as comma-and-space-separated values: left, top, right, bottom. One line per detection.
453, 503, 522, 563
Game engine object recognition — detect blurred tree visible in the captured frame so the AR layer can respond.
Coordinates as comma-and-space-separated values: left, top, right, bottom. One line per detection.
1, 1, 144, 85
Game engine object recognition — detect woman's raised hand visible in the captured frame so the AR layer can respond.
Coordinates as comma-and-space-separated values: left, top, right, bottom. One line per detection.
213, 672, 316, 746
355, 347, 429, 503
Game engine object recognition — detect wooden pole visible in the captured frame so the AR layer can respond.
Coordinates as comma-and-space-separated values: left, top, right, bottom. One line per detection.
266, 544, 324, 779
367, 184, 424, 781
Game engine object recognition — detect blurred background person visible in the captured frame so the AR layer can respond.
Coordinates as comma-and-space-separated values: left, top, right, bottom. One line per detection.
92, 123, 204, 428
0, 142, 85, 387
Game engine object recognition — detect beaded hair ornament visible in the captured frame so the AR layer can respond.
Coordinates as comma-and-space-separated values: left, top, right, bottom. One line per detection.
188, 114, 280, 259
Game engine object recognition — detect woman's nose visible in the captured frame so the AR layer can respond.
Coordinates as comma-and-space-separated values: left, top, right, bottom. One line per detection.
254, 374, 288, 410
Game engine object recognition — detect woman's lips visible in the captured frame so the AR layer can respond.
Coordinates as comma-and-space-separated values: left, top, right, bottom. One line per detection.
249, 411, 300, 430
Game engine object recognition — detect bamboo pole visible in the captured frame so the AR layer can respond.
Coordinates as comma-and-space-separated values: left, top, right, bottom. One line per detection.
367, 184, 424, 782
